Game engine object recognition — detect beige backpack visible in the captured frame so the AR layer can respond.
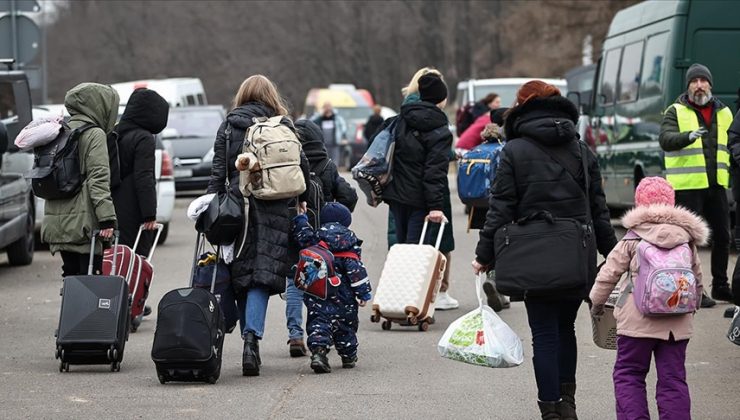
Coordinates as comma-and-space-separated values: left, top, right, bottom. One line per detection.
239, 116, 306, 200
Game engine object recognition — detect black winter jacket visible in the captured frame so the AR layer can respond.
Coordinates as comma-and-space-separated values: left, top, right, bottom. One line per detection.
206, 102, 310, 296
659, 94, 730, 188
474, 95, 617, 300
382, 101, 453, 211
112, 88, 169, 256
295, 119, 358, 210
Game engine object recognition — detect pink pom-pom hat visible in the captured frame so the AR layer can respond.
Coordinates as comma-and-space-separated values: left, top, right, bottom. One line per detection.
634, 177, 675, 207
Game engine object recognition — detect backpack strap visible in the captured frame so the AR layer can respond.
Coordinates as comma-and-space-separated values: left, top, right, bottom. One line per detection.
616, 230, 642, 308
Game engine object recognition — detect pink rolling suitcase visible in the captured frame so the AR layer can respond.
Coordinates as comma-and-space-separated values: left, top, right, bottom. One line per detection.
371, 219, 447, 331
103, 224, 163, 332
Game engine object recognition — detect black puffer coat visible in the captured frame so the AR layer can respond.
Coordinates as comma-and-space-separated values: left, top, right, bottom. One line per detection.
207, 102, 310, 296
294, 119, 358, 210
382, 101, 453, 211
474, 95, 617, 300
112, 88, 169, 256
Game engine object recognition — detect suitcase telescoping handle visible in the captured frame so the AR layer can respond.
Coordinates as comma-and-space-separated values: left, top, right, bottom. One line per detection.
189, 232, 219, 294
132, 223, 164, 262
90, 229, 120, 276
419, 217, 448, 250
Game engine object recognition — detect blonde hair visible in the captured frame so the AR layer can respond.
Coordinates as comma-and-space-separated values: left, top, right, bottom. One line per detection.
402, 67, 443, 97
232, 74, 289, 115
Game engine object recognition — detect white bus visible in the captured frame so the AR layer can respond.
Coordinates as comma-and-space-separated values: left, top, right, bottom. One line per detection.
111, 78, 207, 107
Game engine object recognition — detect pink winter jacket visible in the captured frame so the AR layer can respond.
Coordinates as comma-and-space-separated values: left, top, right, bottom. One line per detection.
589, 205, 708, 341
456, 114, 490, 150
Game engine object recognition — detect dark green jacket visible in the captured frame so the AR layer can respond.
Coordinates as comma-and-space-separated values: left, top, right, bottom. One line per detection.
41, 83, 119, 255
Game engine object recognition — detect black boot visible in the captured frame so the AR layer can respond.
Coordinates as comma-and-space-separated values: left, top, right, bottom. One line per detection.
537, 400, 561, 420
310, 347, 331, 374
242, 332, 260, 376
341, 355, 357, 369
559, 383, 577, 420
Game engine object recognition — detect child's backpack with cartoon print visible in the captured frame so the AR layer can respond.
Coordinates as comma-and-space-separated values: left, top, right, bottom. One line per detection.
620, 230, 698, 316
294, 241, 357, 299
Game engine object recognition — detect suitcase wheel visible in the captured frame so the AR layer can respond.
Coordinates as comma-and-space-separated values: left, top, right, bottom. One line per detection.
110, 361, 121, 372
55, 346, 61, 360
107, 346, 119, 362
381, 320, 392, 330
370, 314, 380, 323
418, 321, 430, 332
158, 374, 167, 385
59, 362, 69, 373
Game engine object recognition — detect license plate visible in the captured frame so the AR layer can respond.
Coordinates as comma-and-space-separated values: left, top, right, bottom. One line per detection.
174, 169, 193, 178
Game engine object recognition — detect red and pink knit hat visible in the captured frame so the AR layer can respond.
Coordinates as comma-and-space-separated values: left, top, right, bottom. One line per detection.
634, 177, 675, 207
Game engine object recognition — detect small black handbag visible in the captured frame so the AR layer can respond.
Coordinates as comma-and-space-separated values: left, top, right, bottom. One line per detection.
493, 139, 593, 297
196, 124, 245, 245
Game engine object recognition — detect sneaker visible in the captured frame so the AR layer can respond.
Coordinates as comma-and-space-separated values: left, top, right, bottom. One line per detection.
482, 279, 504, 312
711, 284, 734, 302
310, 348, 331, 374
341, 355, 357, 369
435, 292, 459, 310
700, 292, 716, 308
288, 339, 307, 357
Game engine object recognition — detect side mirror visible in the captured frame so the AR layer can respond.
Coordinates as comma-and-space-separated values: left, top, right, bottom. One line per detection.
0, 121, 8, 155
566, 91, 582, 110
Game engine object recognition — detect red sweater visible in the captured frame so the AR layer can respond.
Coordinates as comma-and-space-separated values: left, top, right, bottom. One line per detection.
687, 99, 712, 127
456, 114, 490, 150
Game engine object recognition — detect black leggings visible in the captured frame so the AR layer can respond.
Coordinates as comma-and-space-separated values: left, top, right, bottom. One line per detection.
524, 298, 583, 402
60, 251, 103, 277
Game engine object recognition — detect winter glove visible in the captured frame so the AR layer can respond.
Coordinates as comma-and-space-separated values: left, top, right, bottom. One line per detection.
688, 127, 708, 141
591, 303, 605, 317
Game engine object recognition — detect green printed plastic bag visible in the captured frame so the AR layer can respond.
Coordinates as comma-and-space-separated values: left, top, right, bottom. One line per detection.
437, 274, 523, 368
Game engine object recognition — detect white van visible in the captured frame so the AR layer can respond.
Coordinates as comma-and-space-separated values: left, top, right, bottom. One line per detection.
455, 77, 568, 110
111, 78, 207, 107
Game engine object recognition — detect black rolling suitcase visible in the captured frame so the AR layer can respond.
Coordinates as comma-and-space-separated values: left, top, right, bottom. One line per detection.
151, 233, 225, 384
55, 231, 129, 372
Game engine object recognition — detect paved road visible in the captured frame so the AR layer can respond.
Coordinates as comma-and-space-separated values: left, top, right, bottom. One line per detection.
1, 177, 738, 419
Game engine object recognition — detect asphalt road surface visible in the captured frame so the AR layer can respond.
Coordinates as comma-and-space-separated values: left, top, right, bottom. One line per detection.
1, 176, 738, 419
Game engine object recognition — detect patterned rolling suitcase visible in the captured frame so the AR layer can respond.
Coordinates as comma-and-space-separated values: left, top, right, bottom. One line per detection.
103, 224, 163, 332
371, 219, 447, 331
55, 231, 129, 372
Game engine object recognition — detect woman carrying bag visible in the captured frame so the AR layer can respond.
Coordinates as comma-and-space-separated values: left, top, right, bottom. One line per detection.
206, 74, 310, 377
472, 81, 617, 419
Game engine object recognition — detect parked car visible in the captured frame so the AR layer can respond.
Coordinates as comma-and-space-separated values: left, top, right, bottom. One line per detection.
31, 106, 176, 245
0, 64, 34, 265
163, 106, 225, 192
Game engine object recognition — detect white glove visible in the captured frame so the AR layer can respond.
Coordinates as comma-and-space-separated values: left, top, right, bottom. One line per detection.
688, 127, 708, 141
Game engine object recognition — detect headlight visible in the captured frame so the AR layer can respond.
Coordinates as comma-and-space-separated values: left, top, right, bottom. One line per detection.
202, 148, 214, 163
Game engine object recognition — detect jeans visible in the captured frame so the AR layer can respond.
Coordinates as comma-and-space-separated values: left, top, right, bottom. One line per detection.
614, 335, 690, 420
675, 187, 730, 285
388, 202, 426, 244
237, 286, 270, 339
524, 298, 582, 402
285, 278, 305, 340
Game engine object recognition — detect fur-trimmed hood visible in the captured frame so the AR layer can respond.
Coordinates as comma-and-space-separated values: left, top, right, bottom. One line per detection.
621, 205, 709, 247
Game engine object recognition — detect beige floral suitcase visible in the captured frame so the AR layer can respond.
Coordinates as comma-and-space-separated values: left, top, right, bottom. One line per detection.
371, 219, 447, 331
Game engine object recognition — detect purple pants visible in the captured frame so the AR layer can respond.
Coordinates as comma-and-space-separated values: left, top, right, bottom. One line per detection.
613, 335, 691, 420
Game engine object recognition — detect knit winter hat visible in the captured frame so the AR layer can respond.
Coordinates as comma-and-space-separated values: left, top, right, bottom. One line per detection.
686, 63, 713, 87
320, 202, 352, 227
634, 177, 675, 207
418, 74, 448, 104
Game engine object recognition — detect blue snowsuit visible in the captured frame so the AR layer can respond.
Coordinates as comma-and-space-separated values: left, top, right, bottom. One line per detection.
293, 214, 372, 359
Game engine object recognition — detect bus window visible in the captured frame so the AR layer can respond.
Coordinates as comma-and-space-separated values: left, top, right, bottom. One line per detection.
617, 41, 644, 103
600, 48, 621, 105
186, 95, 196, 106
639, 33, 668, 99
196, 93, 205, 105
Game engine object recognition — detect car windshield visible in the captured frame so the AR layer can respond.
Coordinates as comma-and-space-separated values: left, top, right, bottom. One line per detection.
166, 109, 222, 138
335, 107, 373, 121
473, 85, 521, 108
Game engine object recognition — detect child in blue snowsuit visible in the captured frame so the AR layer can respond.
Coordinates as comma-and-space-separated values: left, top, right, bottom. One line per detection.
293, 202, 372, 373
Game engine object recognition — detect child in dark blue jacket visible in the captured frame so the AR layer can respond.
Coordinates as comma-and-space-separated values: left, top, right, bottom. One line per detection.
293, 202, 372, 373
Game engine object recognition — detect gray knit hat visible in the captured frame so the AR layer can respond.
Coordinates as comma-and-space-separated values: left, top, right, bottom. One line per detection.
686, 63, 713, 87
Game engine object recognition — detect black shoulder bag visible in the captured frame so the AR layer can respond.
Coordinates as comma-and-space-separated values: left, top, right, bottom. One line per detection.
196, 124, 245, 245
493, 139, 593, 297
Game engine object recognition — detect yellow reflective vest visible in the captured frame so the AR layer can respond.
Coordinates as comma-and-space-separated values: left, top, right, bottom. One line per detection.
664, 103, 734, 190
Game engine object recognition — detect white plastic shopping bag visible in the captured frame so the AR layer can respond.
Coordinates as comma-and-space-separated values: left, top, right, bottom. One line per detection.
13, 115, 64, 151
437, 274, 523, 368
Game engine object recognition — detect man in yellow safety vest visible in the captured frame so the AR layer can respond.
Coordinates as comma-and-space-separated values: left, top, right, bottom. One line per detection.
659, 63, 735, 307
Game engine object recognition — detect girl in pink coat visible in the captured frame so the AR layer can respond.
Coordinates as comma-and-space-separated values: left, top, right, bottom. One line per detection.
590, 177, 707, 420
